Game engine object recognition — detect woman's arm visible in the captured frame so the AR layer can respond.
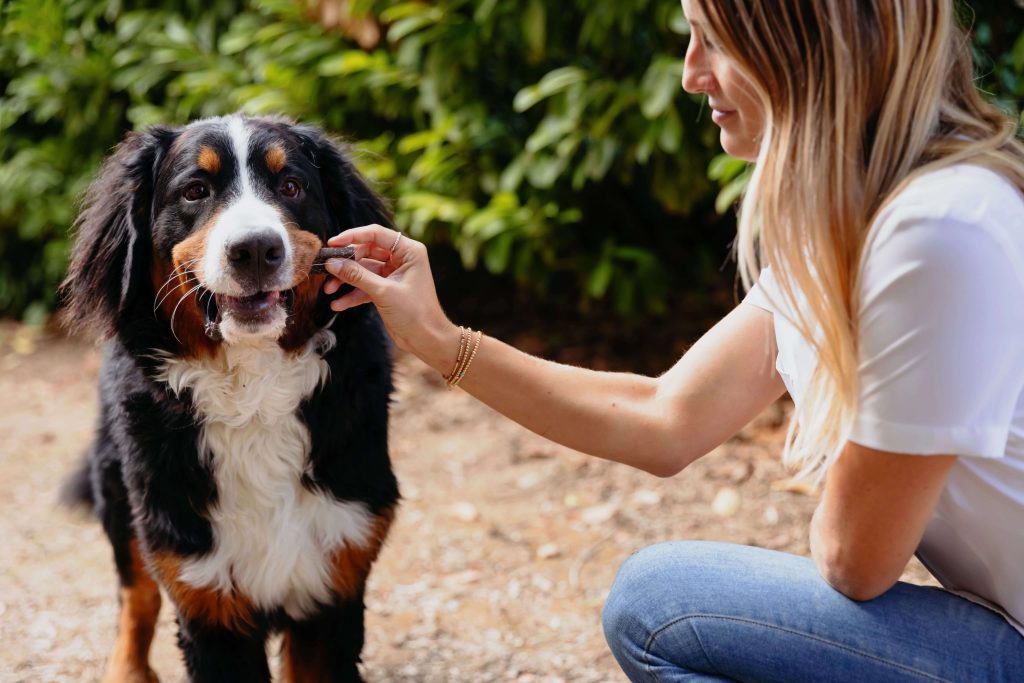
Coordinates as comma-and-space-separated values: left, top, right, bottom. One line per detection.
810, 443, 956, 601
324, 225, 786, 476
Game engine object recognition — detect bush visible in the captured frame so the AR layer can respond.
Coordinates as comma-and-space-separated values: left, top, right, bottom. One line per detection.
1, 0, 1021, 321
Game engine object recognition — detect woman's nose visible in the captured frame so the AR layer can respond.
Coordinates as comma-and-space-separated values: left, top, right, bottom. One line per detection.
681, 42, 714, 95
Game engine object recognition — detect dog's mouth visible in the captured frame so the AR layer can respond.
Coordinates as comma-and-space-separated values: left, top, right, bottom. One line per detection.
202, 289, 295, 341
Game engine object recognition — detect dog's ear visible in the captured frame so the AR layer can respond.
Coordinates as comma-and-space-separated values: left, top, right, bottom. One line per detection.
292, 124, 393, 234
60, 126, 177, 338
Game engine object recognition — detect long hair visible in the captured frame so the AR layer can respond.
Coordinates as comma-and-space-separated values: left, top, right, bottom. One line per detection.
694, 0, 1024, 481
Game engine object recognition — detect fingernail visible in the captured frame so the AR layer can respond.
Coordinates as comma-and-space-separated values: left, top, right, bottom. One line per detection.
325, 258, 345, 275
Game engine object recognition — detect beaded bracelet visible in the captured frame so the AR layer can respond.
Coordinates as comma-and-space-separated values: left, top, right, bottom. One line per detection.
444, 326, 483, 389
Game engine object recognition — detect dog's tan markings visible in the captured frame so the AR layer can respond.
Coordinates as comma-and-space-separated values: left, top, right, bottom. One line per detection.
155, 211, 221, 358
151, 552, 256, 633
290, 227, 323, 274
330, 507, 394, 598
281, 228, 327, 352
265, 143, 287, 174
102, 539, 161, 683
197, 145, 221, 175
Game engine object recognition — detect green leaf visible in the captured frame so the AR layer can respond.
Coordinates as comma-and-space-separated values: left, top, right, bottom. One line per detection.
707, 153, 747, 182
523, 0, 546, 63
388, 12, 442, 43
587, 257, 614, 298
639, 56, 683, 119
715, 168, 753, 214
483, 232, 515, 273
513, 66, 588, 112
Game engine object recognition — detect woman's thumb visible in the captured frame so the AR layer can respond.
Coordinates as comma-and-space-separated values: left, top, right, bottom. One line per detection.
325, 258, 386, 297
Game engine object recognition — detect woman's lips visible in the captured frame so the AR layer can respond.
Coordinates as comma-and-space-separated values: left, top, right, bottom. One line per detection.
712, 109, 736, 125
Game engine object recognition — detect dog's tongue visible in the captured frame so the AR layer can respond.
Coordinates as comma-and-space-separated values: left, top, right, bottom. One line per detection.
217, 291, 281, 316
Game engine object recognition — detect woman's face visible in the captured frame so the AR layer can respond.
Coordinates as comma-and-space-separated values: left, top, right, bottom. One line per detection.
681, 0, 765, 161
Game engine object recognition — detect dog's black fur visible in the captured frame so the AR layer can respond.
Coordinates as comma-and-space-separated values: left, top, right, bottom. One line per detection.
60, 115, 399, 682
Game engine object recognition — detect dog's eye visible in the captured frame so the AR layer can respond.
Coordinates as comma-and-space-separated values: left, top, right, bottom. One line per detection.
281, 179, 302, 198
183, 182, 209, 202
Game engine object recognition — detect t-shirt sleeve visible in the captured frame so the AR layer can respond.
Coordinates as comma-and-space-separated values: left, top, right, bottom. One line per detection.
850, 214, 1024, 459
742, 268, 776, 312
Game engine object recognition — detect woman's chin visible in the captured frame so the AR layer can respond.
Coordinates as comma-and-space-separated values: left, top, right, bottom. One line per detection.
719, 131, 759, 162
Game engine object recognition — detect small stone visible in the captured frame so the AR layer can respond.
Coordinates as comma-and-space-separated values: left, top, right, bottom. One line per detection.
536, 543, 561, 560
711, 487, 741, 517
630, 489, 662, 506
580, 503, 617, 525
449, 501, 479, 522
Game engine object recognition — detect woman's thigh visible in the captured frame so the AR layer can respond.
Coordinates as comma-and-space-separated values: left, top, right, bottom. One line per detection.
602, 541, 1024, 683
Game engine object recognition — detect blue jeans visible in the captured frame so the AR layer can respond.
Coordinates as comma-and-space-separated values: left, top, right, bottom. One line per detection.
602, 541, 1024, 682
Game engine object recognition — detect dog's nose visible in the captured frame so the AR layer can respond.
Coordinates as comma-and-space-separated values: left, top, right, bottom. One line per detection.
225, 231, 285, 288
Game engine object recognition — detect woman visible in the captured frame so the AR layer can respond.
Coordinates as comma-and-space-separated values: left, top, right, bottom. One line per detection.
324, 0, 1024, 679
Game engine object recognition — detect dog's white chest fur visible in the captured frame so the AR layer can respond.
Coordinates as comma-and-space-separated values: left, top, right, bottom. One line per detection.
157, 332, 373, 619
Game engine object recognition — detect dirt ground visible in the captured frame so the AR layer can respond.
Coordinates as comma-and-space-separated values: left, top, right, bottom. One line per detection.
0, 321, 937, 683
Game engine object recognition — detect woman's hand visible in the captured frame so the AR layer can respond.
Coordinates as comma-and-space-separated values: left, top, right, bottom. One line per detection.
323, 225, 459, 370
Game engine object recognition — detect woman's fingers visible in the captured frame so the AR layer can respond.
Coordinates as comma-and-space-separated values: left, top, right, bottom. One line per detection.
329, 259, 385, 310
330, 288, 372, 312
323, 257, 389, 295
327, 224, 404, 256
324, 257, 390, 298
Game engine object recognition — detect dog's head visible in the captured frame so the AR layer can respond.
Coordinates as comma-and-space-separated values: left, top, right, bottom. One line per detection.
62, 114, 389, 354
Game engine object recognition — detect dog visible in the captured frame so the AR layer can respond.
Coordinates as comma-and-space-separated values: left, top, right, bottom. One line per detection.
59, 114, 399, 682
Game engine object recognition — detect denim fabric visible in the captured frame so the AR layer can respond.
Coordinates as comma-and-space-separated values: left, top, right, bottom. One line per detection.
602, 541, 1024, 682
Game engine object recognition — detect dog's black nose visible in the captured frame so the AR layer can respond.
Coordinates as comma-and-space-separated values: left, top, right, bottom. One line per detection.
225, 231, 286, 288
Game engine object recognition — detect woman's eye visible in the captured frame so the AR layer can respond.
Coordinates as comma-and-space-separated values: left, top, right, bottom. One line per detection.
281, 179, 302, 198
183, 182, 209, 201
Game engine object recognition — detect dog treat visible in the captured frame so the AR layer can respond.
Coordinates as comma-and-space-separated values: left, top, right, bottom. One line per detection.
310, 246, 356, 274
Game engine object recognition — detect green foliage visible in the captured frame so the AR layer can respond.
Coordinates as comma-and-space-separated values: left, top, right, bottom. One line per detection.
967, 0, 1024, 124
1, 0, 718, 318
1, 0, 1022, 319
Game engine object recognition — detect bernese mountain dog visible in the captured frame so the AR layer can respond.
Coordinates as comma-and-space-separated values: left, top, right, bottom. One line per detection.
59, 114, 399, 682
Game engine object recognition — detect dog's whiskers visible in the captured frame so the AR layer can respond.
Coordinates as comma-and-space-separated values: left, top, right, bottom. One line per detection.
169, 282, 203, 346
153, 258, 202, 312
153, 271, 203, 313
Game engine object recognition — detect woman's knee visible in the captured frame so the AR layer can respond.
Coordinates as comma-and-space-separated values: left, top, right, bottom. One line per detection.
604, 542, 730, 679
603, 542, 707, 650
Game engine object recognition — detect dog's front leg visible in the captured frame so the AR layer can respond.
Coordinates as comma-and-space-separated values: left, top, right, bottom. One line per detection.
280, 596, 367, 683
175, 615, 271, 683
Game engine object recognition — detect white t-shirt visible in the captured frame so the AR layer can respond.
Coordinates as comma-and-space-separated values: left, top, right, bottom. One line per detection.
742, 163, 1024, 636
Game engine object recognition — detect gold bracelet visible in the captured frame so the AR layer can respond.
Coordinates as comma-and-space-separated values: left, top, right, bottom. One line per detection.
448, 329, 482, 389
445, 327, 471, 388
444, 327, 468, 385
444, 327, 469, 386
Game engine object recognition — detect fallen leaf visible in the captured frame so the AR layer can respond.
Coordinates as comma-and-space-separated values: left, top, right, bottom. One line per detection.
771, 478, 818, 496
11, 334, 35, 356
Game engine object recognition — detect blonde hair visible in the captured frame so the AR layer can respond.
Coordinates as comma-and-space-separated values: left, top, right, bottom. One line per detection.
695, 0, 1024, 481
